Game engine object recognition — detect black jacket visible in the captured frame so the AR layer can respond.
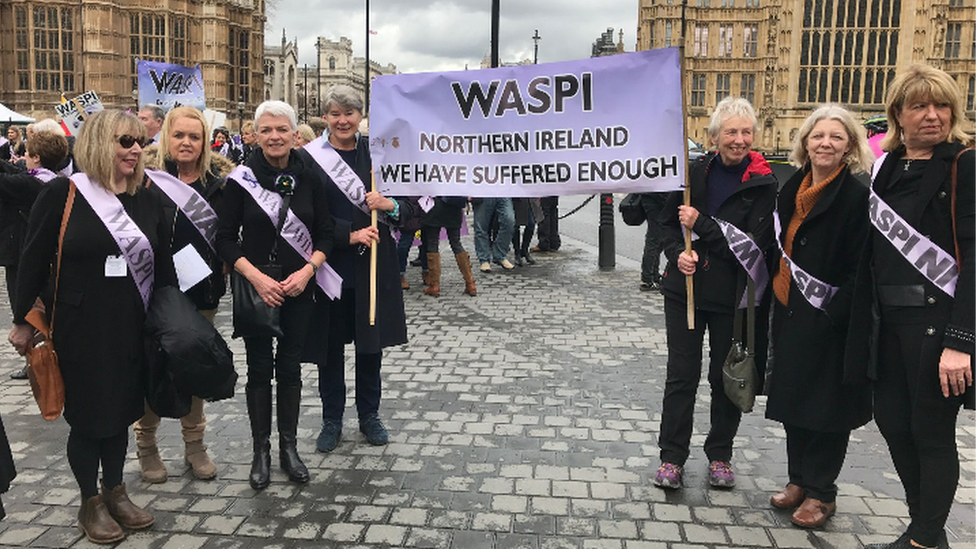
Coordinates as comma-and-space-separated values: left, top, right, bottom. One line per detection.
766, 165, 871, 431
0, 161, 42, 266
659, 151, 778, 313
845, 143, 975, 398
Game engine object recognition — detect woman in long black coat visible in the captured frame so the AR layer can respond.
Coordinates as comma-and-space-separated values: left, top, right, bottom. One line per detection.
303, 84, 412, 453
10, 110, 176, 544
764, 104, 875, 529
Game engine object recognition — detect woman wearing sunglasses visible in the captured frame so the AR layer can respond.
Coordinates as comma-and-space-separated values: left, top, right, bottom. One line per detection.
9, 110, 177, 543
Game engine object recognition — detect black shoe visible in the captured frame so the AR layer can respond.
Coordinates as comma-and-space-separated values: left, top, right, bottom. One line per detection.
10, 366, 28, 380
409, 257, 423, 267
864, 532, 912, 549
513, 254, 524, 267
522, 250, 536, 265
640, 281, 658, 292
316, 420, 342, 453
359, 414, 389, 446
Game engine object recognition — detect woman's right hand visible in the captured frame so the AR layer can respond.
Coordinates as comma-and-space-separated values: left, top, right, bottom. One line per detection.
8, 324, 34, 356
351, 226, 380, 247
677, 250, 698, 275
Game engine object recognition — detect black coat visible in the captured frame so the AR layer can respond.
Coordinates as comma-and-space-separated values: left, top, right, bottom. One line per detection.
421, 198, 464, 229
0, 161, 42, 266
766, 166, 871, 431
14, 177, 178, 438
302, 137, 410, 361
845, 143, 975, 407
659, 151, 778, 313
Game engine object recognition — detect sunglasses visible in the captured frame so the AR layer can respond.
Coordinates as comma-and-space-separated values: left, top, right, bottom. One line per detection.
116, 134, 147, 149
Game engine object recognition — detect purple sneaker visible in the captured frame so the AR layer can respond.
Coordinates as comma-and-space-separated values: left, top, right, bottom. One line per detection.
708, 460, 736, 488
653, 462, 683, 489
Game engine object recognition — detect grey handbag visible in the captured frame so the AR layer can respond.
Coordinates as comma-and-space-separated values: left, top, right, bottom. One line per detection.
723, 273, 758, 413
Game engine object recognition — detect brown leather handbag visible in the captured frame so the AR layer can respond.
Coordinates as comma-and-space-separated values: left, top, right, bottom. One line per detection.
25, 181, 75, 421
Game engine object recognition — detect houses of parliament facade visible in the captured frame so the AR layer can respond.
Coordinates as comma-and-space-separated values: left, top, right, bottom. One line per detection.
638, 0, 975, 151
0, 0, 264, 120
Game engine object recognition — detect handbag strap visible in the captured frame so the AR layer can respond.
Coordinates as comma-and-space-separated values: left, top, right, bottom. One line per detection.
269, 194, 292, 263
27, 181, 76, 340
731, 269, 756, 354
950, 147, 973, 268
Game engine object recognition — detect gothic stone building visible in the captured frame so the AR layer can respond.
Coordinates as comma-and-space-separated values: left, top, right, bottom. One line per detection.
637, 0, 976, 152
264, 30, 299, 110
295, 36, 397, 121
0, 0, 265, 125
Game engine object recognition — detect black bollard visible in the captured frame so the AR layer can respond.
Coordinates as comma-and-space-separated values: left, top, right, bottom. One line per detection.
598, 193, 615, 271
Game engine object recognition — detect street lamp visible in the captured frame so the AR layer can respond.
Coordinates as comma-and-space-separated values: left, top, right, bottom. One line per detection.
776, 130, 781, 156
238, 98, 245, 132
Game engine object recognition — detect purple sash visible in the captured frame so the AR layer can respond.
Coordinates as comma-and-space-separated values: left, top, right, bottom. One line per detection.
145, 169, 217, 251
712, 218, 768, 308
773, 212, 839, 310
29, 168, 58, 183
303, 136, 387, 222
227, 166, 342, 299
71, 173, 155, 310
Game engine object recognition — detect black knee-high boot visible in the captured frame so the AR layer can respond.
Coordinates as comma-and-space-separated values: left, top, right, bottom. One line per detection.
277, 384, 310, 483
521, 225, 536, 264
246, 385, 272, 490
512, 230, 523, 266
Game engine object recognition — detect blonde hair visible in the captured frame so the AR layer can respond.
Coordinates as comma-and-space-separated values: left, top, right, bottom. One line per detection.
880, 63, 973, 151
296, 124, 315, 144
789, 104, 875, 174
160, 106, 211, 177
74, 110, 147, 194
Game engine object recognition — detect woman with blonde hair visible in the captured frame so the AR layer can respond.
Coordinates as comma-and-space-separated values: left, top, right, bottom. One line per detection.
764, 104, 874, 529
294, 124, 315, 148
133, 106, 229, 483
849, 64, 974, 549
10, 110, 177, 543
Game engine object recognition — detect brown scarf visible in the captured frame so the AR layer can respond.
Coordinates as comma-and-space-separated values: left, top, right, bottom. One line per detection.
773, 164, 844, 306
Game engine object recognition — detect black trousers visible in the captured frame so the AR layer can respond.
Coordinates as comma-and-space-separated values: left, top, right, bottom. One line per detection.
67, 428, 127, 499
421, 226, 464, 255
640, 194, 666, 284
317, 288, 382, 422
875, 318, 964, 548
784, 423, 850, 503
535, 197, 560, 251
659, 297, 742, 466
243, 297, 314, 389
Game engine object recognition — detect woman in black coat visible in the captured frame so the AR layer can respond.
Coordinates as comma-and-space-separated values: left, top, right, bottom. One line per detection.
655, 97, 777, 490
304, 84, 411, 453
216, 101, 334, 491
419, 196, 477, 297
764, 104, 875, 529
10, 110, 176, 544
850, 65, 974, 549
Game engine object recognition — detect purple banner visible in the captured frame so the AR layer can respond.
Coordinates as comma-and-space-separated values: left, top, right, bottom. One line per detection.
369, 49, 685, 198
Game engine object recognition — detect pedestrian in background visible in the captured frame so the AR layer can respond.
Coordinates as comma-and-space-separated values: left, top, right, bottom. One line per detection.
654, 97, 777, 490
420, 196, 477, 297
532, 196, 560, 253
304, 85, 411, 453
11, 110, 176, 543
135, 106, 229, 484
639, 192, 667, 290
765, 104, 874, 529
0, 126, 25, 162
239, 121, 257, 165
216, 100, 335, 490
137, 105, 164, 145
472, 196, 516, 272
511, 197, 542, 266
295, 124, 315, 148
851, 64, 974, 549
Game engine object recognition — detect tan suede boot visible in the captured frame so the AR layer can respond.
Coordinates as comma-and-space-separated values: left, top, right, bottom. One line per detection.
423, 252, 441, 297
137, 445, 167, 484
184, 440, 217, 480
101, 482, 154, 530
77, 494, 125, 544
456, 251, 477, 296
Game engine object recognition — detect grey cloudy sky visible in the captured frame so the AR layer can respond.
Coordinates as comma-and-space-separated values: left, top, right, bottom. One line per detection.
267, 0, 639, 73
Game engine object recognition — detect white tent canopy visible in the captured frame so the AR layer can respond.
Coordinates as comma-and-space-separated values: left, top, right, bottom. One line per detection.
0, 103, 35, 123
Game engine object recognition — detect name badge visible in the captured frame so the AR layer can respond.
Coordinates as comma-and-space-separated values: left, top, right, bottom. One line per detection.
105, 255, 128, 277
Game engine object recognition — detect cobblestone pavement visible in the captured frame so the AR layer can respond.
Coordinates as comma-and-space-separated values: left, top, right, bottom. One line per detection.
0, 236, 972, 548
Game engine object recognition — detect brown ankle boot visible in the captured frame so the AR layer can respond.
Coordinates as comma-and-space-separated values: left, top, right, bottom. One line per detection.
184, 440, 217, 480
400, 274, 410, 290
456, 251, 477, 296
77, 494, 124, 544
137, 445, 167, 484
101, 482, 154, 530
423, 253, 441, 297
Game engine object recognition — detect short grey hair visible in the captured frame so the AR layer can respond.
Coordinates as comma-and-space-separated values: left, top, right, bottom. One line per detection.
253, 100, 298, 131
31, 119, 65, 136
789, 103, 876, 174
139, 104, 165, 122
322, 84, 364, 113
707, 97, 758, 144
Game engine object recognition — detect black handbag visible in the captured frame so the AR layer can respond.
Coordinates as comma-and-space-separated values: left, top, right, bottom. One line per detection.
618, 193, 646, 226
231, 195, 291, 339
723, 273, 758, 413
440, 196, 468, 209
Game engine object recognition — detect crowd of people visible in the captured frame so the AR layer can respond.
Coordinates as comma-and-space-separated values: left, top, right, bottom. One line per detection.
0, 63, 970, 549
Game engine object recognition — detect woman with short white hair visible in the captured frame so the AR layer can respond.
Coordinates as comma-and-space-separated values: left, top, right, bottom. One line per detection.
216, 100, 335, 490
654, 96, 777, 490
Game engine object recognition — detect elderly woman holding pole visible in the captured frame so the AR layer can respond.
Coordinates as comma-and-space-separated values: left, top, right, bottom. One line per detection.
851, 64, 974, 549
654, 97, 777, 490
764, 104, 874, 529
301, 84, 412, 453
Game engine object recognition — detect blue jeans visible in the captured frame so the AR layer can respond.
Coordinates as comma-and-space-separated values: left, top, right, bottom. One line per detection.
473, 198, 515, 263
